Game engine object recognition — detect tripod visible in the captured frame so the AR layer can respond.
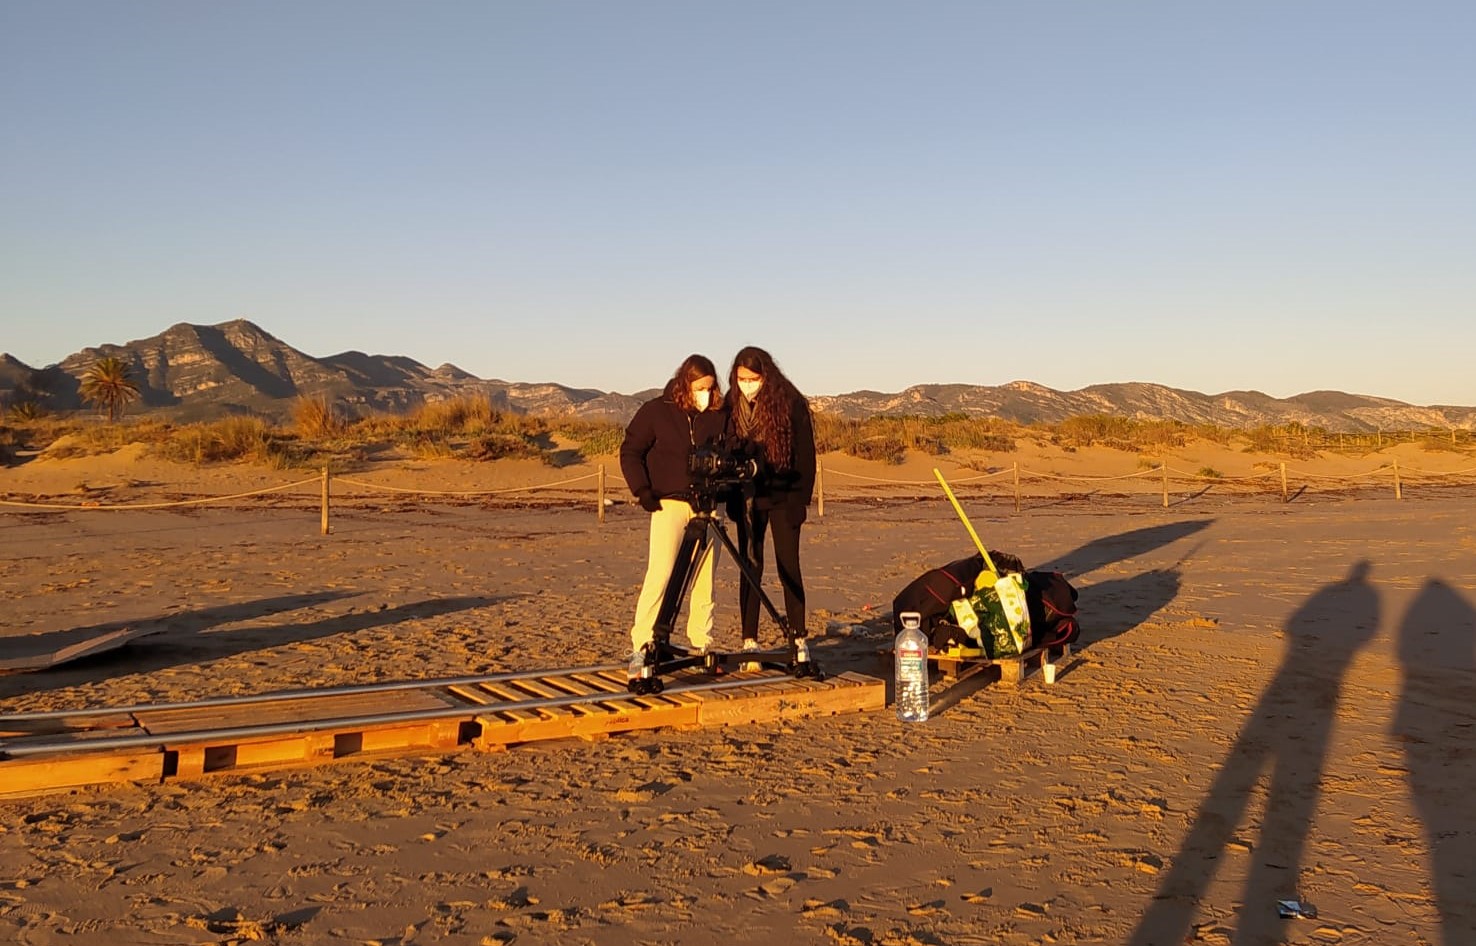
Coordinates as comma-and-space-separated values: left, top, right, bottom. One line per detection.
628, 491, 822, 694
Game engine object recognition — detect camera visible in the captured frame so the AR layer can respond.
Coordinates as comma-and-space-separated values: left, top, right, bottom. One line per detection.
688, 444, 759, 491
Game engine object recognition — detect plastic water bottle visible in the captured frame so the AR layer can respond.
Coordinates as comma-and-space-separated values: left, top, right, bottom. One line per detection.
894, 611, 929, 722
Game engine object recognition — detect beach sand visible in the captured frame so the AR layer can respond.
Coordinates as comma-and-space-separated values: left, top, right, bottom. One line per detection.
2, 443, 1474, 944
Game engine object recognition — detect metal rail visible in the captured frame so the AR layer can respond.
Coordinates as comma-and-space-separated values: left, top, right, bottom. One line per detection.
0, 675, 778, 758
0, 662, 629, 721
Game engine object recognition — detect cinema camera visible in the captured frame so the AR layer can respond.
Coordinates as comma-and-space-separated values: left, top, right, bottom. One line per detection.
685, 443, 759, 507
626, 441, 820, 694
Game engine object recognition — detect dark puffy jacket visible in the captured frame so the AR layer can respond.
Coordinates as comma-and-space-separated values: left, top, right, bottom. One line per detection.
620, 397, 729, 501
730, 399, 817, 516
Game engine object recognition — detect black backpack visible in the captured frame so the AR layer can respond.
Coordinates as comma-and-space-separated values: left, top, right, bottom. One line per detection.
1025, 570, 1081, 648
891, 553, 986, 640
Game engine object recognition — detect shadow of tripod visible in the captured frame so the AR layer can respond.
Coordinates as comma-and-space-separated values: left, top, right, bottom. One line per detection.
629, 487, 822, 694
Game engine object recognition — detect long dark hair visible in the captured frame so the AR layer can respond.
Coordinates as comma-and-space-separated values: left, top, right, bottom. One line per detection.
662, 354, 720, 412
726, 346, 803, 469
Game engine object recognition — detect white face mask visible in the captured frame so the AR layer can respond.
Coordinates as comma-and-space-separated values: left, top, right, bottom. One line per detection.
692, 388, 712, 411
738, 379, 763, 400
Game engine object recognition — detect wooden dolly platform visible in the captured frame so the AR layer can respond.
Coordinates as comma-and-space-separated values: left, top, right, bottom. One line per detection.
930, 643, 1073, 685
0, 665, 883, 799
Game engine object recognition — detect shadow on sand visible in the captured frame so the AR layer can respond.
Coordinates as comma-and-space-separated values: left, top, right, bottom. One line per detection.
0, 594, 508, 702
1395, 578, 1476, 943
1037, 518, 1213, 579
1128, 559, 1380, 946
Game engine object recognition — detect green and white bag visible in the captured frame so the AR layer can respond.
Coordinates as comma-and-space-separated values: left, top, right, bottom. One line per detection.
950, 572, 1032, 657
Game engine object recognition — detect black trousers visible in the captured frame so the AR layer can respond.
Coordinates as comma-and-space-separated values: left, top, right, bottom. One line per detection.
730, 499, 806, 641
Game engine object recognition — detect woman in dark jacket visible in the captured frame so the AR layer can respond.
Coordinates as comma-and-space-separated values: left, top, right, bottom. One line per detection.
619, 354, 728, 677
724, 346, 817, 662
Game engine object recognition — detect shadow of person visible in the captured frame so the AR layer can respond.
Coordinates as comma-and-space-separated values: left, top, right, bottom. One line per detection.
1395, 578, 1476, 943
1128, 559, 1380, 946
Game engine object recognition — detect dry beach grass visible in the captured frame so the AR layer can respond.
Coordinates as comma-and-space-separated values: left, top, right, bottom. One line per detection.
1, 440, 1474, 944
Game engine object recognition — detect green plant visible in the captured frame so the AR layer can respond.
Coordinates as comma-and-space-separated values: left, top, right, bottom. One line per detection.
464, 432, 542, 461
7, 401, 44, 422
1197, 466, 1223, 479
847, 435, 908, 465
559, 422, 624, 458
79, 357, 140, 422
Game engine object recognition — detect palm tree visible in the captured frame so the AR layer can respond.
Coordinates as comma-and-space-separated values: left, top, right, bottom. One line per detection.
80, 356, 140, 422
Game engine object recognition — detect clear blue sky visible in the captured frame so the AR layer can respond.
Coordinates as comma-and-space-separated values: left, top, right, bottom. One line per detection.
3, 2, 1474, 404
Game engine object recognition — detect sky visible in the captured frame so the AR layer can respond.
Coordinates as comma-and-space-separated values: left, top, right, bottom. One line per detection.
3, 2, 1474, 405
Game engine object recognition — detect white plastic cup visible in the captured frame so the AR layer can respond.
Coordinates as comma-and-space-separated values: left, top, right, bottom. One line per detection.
1043, 661, 1058, 684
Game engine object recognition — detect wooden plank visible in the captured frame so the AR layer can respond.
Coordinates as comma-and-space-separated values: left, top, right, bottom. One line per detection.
444, 683, 502, 706
463, 681, 554, 723
0, 712, 140, 739
925, 644, 1067, 687
472, 677, 704, 749
354, 718, 463, 755
562, 670, 700, 716
167, 718, 471, 780
503, 676, 609, 717
0, 750, 164, 797
0, 627, 163, 672
136, 689, 457, 734
696, 675, 884, 727
468, 667, 783, 750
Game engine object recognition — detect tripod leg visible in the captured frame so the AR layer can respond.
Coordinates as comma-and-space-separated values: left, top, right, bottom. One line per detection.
652, 516, 714, 655
709, 517, 822, 679
710, 517, 791, 636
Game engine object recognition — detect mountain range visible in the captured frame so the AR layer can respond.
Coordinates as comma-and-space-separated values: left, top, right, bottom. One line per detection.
2, 319, 1472, 432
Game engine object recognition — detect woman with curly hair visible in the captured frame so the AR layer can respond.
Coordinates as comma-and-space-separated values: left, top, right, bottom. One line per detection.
619, 354, 728, 678
724, 346, 817, 662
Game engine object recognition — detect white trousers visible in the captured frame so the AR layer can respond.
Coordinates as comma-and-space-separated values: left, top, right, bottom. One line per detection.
630, 499, 718, 653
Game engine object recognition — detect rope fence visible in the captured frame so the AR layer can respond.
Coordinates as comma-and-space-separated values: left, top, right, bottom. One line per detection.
3, 459, 1475, 531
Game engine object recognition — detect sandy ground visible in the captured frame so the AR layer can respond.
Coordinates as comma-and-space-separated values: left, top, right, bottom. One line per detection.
2, 443, 1475, 945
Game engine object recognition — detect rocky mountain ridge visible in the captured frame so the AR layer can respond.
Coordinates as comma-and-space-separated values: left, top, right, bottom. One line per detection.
3, 320, 1472, 432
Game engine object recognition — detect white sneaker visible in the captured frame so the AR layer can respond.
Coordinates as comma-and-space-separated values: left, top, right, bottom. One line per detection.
740, 638, 761, 672
627, 649, 647, 681
793, 637, 811, 664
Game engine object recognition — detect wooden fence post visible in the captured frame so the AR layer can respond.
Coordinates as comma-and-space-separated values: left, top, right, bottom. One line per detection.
1393, 458, 1402, 500
320, 466, 331, 535
597, 463, 606, 524
817, 462, 825, 518
1161, 462, 1168, 508
1013, 461, 1020, 513
1280, 462, 1288, 504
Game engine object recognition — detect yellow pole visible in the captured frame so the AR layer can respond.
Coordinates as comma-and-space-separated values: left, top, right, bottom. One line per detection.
817, 461, 825, 518
1280, 462, 1287, 504
1012, 461, 1020, 513
1161, 463, 1168, 508
320, 466, 330, 535
597, 463, 606, 524
1393, 458, 1402, 500
932, 468, 998, 578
